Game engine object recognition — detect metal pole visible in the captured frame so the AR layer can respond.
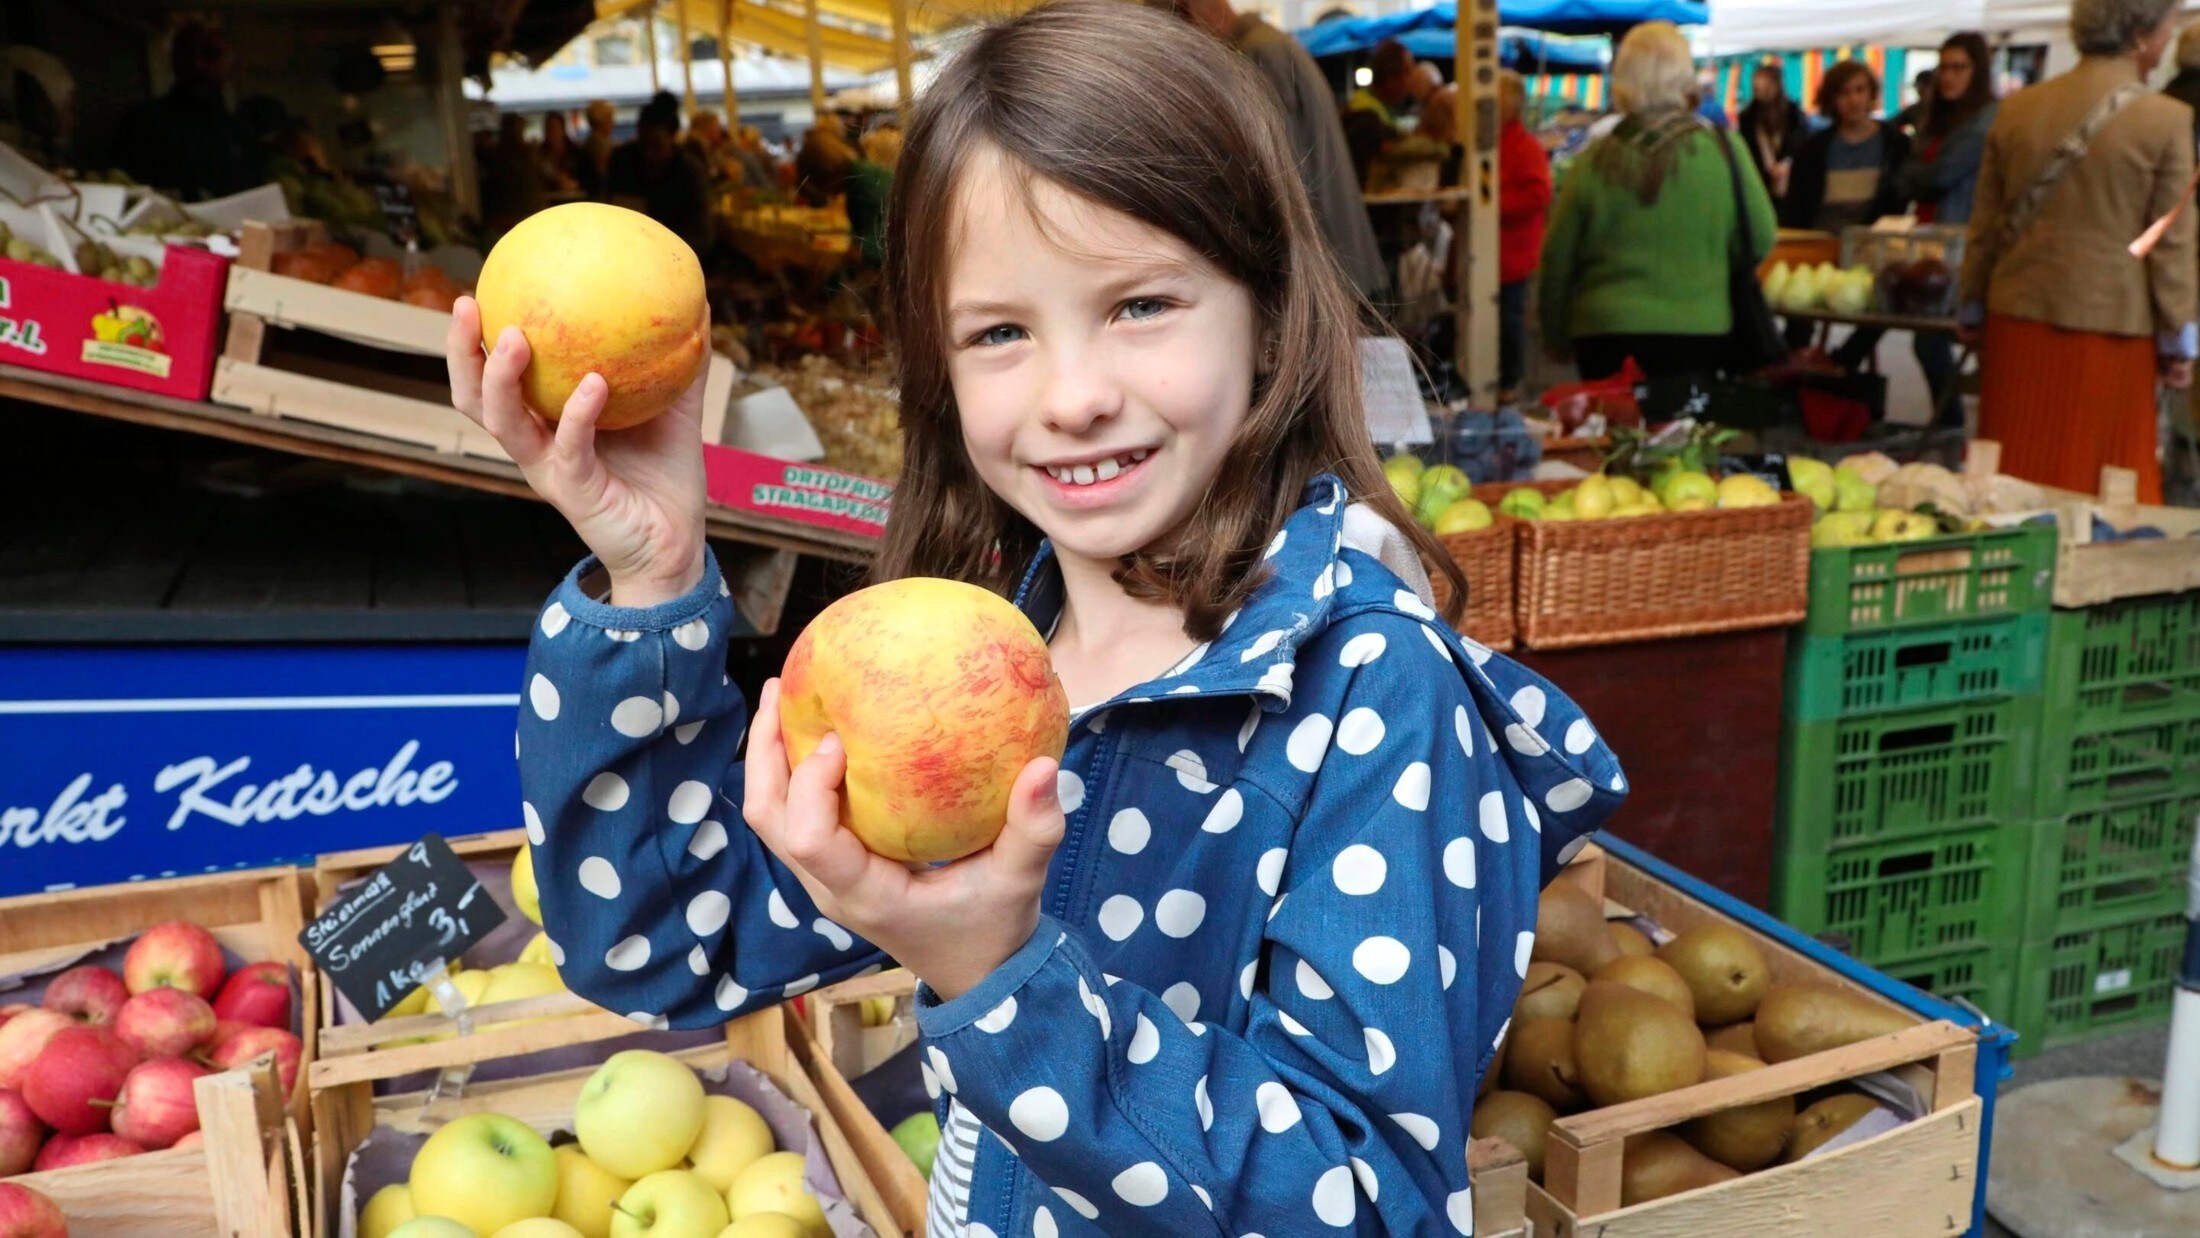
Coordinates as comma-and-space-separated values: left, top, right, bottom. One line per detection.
1455, 0, 1501, 402
720, 0, 738, 126
676, 0, 697, 113
2154, 833, 2200, 1169
806, 0, 826, 118
889, 0, 913, 119
645, 3, 661, 93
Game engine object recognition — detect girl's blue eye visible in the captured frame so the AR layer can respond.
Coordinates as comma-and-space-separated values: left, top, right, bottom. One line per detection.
977, 324, 1027, 347
1121, 297, 1169, 321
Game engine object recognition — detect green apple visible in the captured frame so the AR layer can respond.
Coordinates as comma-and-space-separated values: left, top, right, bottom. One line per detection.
727, 1152, 827, 1238
1383, 457, 1423, 509
1544, 490, 1578, 521
611, 1170, 728, 1238
1869, 509, 1938, 542
1431, 499, 1494, 535
1496, 488, 1545, 519
576, 1051, 707, 1180
511, 844, 541, 926
552, 1145, 631, 1238
1715, 474, 1781, 509
1810, 511, 1875, 548
1832, 465, 1878, 513
1662, 470, 1718, 508
1573, 474, 1615, 519
388, 1220, 481, 1238
889, 1112, 940, 1178
1787, 457, 1836, 512
1607, 476, 1643, 506
494, 1221, 587, 1238
408, 1114, 557, 1237
717, 1216, 806, 1238
361, 1184, 418, 1238
686, 1096, 776, 1193
1414, 464, 1471, 526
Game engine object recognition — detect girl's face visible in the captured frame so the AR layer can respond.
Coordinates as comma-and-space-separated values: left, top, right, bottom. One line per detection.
1835, 75, 1876, 125
1936, 52, 1973, 102
946, 150, 1260, 571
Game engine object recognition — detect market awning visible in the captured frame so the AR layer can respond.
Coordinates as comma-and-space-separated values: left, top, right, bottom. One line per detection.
1299, 0, 1703, 61
595, 0, 1016, 40
1705, 1, 1988, 52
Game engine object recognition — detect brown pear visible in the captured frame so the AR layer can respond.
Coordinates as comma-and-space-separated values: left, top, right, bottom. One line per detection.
1621, 1132, 1741, 1206
1574, 981, 1706, 1107
1704, 1022, 1761, 1059
1656, 923, 1772, 1026
1592, 955, 1698, 1021
1783, 1094, 1881, 1163
1610, 922, 1656, 957
1532, 880, 1622, 977
1472, 1091, 1559, 1181
1753, 983, 1912, 1064
1516, 962, 1588, 1023
1677, 1050, 1794, 1170
1480, 1026, 1506, 1098
1502, 1017, 1587, 1112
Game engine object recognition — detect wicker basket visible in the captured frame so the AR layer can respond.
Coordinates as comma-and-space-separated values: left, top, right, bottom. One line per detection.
1514, 489, 1814, 649
1429, 514, 1518, 651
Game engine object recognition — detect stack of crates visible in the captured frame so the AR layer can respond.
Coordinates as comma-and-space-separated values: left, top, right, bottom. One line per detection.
1773, 523, 2058, 1020
2012, 591, 2200, 1055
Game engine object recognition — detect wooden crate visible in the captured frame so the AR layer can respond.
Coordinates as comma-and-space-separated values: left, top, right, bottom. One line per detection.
212, 220, 733, 462
310, 1001, 895, 1238
0, 866, 320, 1128
6, 1060, 299, 1238
796, 972, 1536, 1238
1518, 845, 1984, 1237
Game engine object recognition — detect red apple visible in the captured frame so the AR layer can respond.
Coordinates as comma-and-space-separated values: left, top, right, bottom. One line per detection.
122, 923, 225, 999
0, 1089, 45, 1177
0, 1006, 34, 1030
113, 989, 216, 1060
209, 963, 291, 1031
22, 1028, 136, 1136
171, 1129, 203, 1150
32, 1130, 142, 1171
107, 1059, 206, 1150
0, 1181, 66, 1238
0, 1012, 70, 1092
207, 1028, 300, 1093
40, 967, 127, 1029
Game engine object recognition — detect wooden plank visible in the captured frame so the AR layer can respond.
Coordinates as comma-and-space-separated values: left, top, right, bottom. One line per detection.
7, 1147, 223, 1237
215, 357, 491, 456
225, 266, 450, 355
1468, 1137, 1530, 1238
196, 1061, 288, 1238
789, 1008, 928, 1237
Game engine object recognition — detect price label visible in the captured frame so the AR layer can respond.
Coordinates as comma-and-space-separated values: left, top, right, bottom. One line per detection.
296, 833, 504, 1022
373, 180, 419, 247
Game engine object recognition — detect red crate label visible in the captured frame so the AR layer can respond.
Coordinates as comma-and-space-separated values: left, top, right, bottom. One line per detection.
0, 246, 226, 400
701, 443, 891, 539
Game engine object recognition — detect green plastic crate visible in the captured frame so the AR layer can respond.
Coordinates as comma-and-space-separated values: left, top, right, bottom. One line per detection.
2009, 910, 2187, 1058
1872, 943, 2021, 1024
1779, 696, 2040, 849
2036, 712, 2200, 818
2023, 794, 2200, 940
1804, 522, 2056, 638
1772, 820, 2031, 963
1787, 612, 2048, 722
2042, 592, 2200, 741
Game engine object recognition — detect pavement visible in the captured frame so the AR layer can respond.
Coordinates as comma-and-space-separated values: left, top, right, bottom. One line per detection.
1981, 1024, 2179, 1238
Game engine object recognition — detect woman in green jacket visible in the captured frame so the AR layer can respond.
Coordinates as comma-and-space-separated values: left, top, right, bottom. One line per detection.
1539, 22, 1777, 379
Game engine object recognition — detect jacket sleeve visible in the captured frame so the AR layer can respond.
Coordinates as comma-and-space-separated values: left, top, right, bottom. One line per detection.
910, 612, 1563, 1235
2145, 115, 2198, 351
1729, 131, 1779, 260
1780, 135, 1822, 230
1500, 130, 1553, 228
1959, 125, 2008, 312
1538, 165, 1585, 347
519, 552, 886, 1029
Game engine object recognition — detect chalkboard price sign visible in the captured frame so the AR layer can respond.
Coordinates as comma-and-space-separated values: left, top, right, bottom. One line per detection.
297, 833, 505, 1022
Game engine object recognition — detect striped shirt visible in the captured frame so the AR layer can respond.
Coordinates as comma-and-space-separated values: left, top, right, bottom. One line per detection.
924, 1099, 984, 1236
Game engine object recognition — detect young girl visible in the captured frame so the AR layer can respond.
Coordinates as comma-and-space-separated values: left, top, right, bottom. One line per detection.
448, 3, 1622, 1232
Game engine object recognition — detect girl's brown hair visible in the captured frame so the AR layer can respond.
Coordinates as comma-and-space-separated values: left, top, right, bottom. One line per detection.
1814, 60, 1880, 118
1924, 32, 1996, 138
869, 0, 1464, 640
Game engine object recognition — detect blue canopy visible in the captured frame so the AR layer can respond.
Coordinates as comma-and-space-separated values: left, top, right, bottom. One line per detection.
1299, 0, 1705, 59
1370, 29, 1607, 73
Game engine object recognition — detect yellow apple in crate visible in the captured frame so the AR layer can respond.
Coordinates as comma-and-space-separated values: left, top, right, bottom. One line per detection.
779, 579, 1069, 864
577, 1050, 707, 1179
408, 1114, 558, 1236
611, 1169, 728, 1238
552, 1143, 632, 1238
389, 1220, 480, 1238
496, 1221, 588, 1238
360, 1184, 418, 1238
720, 1215, 808, 1238
727, 1152, 827, 1237
686, 1095, 776, 1192
512, 844, 542, 926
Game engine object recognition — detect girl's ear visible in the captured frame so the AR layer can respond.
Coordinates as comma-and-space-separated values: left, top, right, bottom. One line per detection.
1257, 336, 1279, 376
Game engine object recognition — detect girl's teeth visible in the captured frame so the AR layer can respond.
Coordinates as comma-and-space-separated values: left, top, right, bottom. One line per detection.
1095, 457, 1121, 481
1072, 464, 1095, 485
1046, 451, 1148, 486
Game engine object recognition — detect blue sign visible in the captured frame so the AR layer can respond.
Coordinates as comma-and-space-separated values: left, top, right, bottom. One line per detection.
0, 643, 530, 897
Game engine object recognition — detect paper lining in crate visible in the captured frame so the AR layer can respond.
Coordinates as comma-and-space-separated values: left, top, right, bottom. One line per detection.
0, 869, 315, 1236
211, 220, 733, 462
1510, 844, 1984, 1238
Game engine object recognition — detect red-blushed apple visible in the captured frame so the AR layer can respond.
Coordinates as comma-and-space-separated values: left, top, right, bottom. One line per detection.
0, 1011, 70, 1091
122, 923, 225, 999
108, 1058, 207, 1149
113, 989, 217, 1060
0, 1181, 66, 1238
205, 1020, 251, 1056
206, 1027, 300, 1093
22, 1027, 137, 1136
0, 1005, 34, 1030
171, 1129, 203, 1150
40, 967, 127, 1028
0, 1088, 45, 1177
210, 962, 291, 1031
32, 1131, 143, 1171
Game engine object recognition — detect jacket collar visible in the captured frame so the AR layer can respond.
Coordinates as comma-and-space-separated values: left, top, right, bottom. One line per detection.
1012, 475, 1354, 716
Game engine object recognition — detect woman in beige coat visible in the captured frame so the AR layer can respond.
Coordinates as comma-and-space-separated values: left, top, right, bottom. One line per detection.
1962, 0, 2195, 501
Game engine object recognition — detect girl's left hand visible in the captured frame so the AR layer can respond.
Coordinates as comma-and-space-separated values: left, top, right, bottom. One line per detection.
741, 680, 1066, 1001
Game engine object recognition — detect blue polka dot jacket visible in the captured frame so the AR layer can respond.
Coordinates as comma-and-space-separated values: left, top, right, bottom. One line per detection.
522, 476, 1625, 1236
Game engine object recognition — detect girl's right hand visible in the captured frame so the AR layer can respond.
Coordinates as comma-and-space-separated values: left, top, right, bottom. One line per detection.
446, 295, 710, 607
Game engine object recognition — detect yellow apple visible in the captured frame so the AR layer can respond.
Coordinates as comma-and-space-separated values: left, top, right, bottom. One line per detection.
611, 1170, 728, 1238
512, 845, 542, 926
726, 1153, 826, 1238
552, 1145, 632, 1238
716, 1216, 806, 1238
388, 1221, 479, 1238
857, 996, 895, 1029
1715, 474, 1781, 509
494, 1222, 587, 1238
479, 963, 565, 1027
408, 1114, 558, 1237
519, 933, 557, 968
686, 1096, 776, 1193
577, 1051, 707, 1179
433, 969, 494, 1015
361, 1184, 418, 1238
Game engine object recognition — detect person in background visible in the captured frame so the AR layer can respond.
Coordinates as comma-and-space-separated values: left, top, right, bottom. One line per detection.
1896, 68, 1939, 130
2162, 22, 2200, 144
1541, 22, 1776, 380
732, 125, 779, 192
481, 113, 547, 237
845, 125, 899, 266
111, 20, 263, 200
1171, 0, 1390, 303
579, 99, 618, 198
1964, 0, 2194, 502
684, 108, 732, 182
1737, 61, 1805, 202
1894, 31, 1999, 415
1343, 38, 1417, 185
793, 120, 858, 206
1696, 67, 1731, 128
605, 92, 710, 253
1497, 70, 1553, 399
537, 111, 580, 194
1782, 61, 1915, 369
